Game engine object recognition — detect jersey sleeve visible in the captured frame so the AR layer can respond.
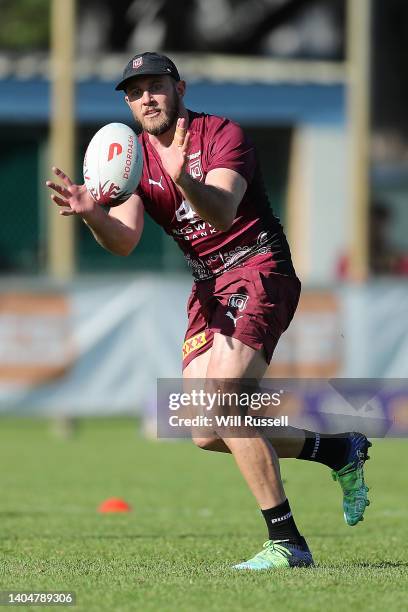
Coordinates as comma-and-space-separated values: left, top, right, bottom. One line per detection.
206, 118, 256, 184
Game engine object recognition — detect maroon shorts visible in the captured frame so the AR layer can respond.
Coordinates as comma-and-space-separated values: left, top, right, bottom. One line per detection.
182, 258, 301, 369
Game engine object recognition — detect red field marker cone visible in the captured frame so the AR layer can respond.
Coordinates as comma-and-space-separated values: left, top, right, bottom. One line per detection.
98, 497, 132, 513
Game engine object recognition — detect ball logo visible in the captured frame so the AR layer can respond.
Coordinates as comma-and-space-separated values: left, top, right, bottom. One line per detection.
108, 143, 123, 161
123, 135, 134, 179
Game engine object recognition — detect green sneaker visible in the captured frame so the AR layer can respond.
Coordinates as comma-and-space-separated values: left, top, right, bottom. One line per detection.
332, 432, 371, 526
233, 538, 314, 570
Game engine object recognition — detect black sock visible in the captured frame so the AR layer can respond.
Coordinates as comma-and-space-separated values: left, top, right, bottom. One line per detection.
261, 499, 303, 545
298, 431, 349, 471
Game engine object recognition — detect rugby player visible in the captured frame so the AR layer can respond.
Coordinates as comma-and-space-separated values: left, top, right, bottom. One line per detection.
46, 52, 371, 570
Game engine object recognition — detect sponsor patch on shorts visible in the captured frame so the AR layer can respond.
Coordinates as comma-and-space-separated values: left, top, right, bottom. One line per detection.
182, 331, 207, 359
228, 293, 249, 311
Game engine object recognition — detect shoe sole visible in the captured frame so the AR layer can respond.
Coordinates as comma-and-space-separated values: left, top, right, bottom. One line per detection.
345, 437, 372, 526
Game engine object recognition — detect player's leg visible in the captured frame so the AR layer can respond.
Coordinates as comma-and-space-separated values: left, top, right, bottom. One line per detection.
185, 351, 371, 528
183, 271, 370, 528
184, 340, 289, 518
204, 333, 313, 569
204, 333, 285, 508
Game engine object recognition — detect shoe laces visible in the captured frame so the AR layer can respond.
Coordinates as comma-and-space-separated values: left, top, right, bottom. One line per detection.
257, 540, 293, 561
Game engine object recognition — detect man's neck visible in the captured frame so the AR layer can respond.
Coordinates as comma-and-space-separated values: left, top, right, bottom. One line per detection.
147, 108, 189, 148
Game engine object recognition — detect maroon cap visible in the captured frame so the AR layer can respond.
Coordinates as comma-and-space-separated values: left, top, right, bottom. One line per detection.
115, 51, 180, 91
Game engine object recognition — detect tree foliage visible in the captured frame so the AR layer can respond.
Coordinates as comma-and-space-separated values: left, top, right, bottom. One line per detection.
0, 0, 50, 50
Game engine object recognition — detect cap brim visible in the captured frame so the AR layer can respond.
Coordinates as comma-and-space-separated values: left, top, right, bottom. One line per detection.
115, 70, 177, 91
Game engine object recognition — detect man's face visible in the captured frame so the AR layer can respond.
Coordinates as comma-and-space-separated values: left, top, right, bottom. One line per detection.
125, 75, 184, 136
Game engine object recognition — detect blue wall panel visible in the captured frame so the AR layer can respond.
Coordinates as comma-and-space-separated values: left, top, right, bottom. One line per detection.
1, 78, 345, 126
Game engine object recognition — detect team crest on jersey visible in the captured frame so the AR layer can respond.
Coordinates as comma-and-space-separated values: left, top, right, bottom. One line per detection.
189, 157, 203, 181
228, 294, 249, 311
133, 57, 143, 69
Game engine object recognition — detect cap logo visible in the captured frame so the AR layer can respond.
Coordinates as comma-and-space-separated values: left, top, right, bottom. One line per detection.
132, 57, 143, 69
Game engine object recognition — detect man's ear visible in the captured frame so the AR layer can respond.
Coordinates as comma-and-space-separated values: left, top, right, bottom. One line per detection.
176, 80, 186, 98
124, 95, 131, 108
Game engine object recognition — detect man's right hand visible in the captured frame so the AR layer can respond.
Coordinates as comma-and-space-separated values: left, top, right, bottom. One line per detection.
46, 166, 98, 219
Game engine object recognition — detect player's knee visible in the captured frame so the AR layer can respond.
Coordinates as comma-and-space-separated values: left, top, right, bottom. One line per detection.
192, 435, 218, 451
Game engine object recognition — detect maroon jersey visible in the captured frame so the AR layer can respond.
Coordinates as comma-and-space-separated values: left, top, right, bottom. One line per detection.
136, 111, 295, 281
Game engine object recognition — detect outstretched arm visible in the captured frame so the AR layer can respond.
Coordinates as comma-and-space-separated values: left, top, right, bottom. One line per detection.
46, 167, 144, 256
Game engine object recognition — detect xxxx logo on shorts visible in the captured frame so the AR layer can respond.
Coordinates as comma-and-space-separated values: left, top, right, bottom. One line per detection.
182, 331, 207, 359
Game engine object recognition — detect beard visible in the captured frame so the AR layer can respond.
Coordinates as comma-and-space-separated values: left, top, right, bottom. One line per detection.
136, 87, 180, 136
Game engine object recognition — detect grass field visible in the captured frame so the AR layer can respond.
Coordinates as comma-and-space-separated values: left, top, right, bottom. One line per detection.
0, 418, 407, 611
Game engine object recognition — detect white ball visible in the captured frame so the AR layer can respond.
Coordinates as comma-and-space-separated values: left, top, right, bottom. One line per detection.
83, 123, 143, 206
